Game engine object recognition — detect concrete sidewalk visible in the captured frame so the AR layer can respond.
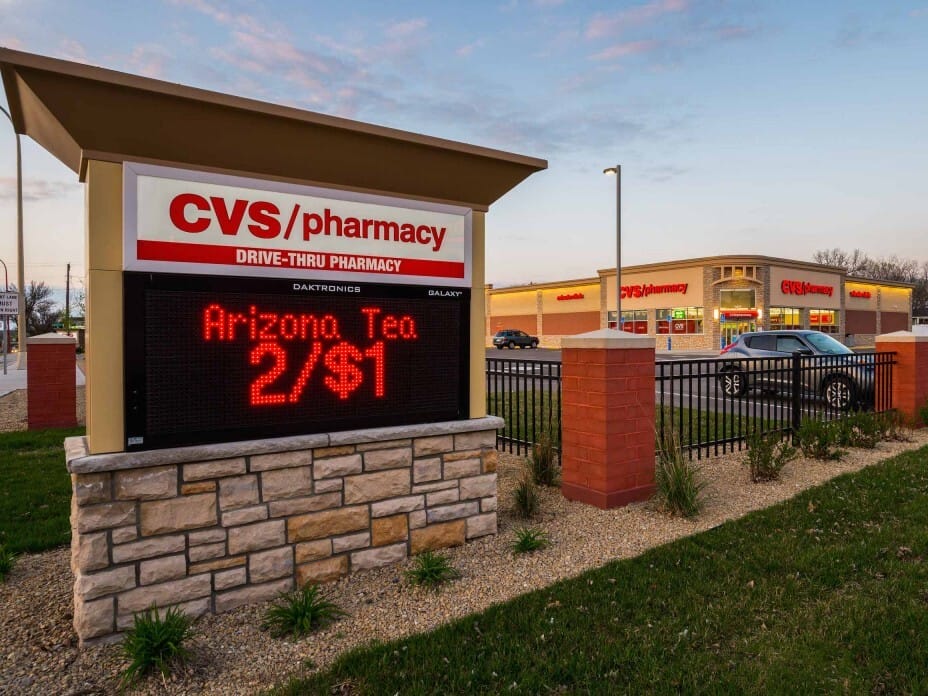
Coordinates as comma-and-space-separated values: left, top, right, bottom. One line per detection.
0, 353, 86, 398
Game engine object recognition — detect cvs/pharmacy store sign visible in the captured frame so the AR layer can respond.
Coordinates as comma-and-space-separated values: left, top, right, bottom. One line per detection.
123, 163, 472, 286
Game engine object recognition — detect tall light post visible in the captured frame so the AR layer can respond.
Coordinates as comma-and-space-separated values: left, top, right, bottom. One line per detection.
0, 104, 26, 369
0, 257, 7, 374
603, 165, 621, 330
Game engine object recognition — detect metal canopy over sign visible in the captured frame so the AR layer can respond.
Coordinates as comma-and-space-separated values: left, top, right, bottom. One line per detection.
0, 292, 19, 316
123, 162, 473, 288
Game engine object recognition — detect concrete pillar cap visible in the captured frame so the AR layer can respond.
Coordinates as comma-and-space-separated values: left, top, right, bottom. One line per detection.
875, 330, 928, 343
561, 329, 655, 350
26, 332, 77, 345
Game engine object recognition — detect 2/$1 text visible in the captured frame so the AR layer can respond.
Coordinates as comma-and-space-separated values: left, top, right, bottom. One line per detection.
202, 304, 419, 405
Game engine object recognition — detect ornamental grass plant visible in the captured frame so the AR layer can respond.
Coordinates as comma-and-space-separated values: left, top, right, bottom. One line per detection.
120, 605, 194, 687
511, 526, 550, 555
405, 551, 460, 589
512, 474, 540, 519
263, 584, 346, 639
0, 544, 15, 583
654, 425, 705, 518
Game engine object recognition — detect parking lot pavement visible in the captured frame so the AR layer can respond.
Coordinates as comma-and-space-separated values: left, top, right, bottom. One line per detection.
0, 353, 86, 398
485, 347, 722, 362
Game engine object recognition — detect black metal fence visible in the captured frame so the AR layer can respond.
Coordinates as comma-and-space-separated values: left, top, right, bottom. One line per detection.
486, 357, 561, 456
656, 351, 896, 459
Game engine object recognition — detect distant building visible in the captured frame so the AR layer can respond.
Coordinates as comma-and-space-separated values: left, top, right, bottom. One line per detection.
486, 255, 913, 350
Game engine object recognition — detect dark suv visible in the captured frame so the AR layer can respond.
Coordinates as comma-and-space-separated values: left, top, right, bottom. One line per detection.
718, 330, 873, 410
492, 329, 539, 349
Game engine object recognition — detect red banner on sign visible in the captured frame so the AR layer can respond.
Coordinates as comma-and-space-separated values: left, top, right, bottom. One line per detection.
137, 240, 465, 279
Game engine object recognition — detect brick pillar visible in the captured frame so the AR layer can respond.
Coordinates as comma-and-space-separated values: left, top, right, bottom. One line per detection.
875, 331, 928, 426
560, 330, 655, 509
27, 333, 78, 429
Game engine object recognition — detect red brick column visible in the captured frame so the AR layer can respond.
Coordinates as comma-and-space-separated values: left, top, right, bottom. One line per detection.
27, 333, 78, 429
875, 332, 928, 426
560, 330, 655, 509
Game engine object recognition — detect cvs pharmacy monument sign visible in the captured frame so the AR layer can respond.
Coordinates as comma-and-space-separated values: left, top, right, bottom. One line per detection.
0, 48, 544, 644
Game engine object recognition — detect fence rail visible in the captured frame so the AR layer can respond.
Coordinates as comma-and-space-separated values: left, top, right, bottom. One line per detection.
488, 351, 897, 460
486, 357, 561, 456
656, 351, 896, 459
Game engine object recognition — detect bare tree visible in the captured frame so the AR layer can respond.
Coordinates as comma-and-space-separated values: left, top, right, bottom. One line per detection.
814, 248, 928, 315
9, 281, 62, 336
813, 248, 869, 275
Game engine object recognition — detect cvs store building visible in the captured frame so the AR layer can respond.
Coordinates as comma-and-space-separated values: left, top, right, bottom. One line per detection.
486, 255, 912, 351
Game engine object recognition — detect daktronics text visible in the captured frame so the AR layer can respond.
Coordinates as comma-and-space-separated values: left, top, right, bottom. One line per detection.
169, 194, 448, 252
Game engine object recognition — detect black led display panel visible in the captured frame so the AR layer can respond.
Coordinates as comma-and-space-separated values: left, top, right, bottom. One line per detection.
124, 273, 470, 450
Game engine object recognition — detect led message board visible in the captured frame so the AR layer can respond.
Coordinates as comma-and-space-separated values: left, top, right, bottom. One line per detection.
124, 273, 469, 450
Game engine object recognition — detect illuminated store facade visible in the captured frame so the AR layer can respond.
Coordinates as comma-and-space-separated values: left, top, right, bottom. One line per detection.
487, 255, 912, 351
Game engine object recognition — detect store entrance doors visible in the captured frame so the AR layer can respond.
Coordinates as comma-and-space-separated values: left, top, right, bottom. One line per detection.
721, 320, 755, 347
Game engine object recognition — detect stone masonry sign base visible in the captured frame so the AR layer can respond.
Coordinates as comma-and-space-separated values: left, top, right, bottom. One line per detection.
66, 418, 501, 645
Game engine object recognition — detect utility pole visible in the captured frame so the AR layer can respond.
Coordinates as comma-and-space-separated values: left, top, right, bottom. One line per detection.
65, 262, 70, 334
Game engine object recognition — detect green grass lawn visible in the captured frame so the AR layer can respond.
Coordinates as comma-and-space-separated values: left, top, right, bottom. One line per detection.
0, 427, 84, 554
274, 445, 928, 695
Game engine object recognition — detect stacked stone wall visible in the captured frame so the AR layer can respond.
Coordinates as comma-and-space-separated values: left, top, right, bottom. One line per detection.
66, 418, 501, 645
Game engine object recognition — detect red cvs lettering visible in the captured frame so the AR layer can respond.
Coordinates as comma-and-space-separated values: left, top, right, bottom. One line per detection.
169, 194, 281, 238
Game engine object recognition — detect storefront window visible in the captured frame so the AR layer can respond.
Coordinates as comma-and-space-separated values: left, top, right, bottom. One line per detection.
619, 309, 648, 334
810, 309, 838, 334
769, 307, 801, 330
656, 307, 704, 334
720, 289, 755, 309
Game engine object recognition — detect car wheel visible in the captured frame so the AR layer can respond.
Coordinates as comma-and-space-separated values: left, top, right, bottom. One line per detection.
531, 340, 539, 349
823, 375, 856, 411
508, 341, 515, 349
718, 369, 747, 397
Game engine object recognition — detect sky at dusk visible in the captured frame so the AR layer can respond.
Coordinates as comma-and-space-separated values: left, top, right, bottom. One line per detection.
0, 0, 926, 295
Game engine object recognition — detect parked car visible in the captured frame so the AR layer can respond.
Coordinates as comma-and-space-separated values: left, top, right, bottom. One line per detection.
492, 329, 539, 349
718, 330, 873, 410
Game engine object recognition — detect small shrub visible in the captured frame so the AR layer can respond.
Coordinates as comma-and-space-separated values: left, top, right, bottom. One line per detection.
875, 410, 912, 442
796, 419, 843, 460
529, 425, 559, 486
512, 526, 549, 554
834, 413, 881, 449
0, 545, 15, 582
405, 551, 460, 588
654, 427, 705, 518
263, 584, 346, 638
120, 605, 194, 686
512, 474, 540, 518
746, 430, 796, 483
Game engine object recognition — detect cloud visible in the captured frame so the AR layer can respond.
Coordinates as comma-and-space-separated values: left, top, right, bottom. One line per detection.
585, 0, 689, 40
591, 39, 662, 61
126, 44, 171, 79
58, 39, 88, 62
0, 177, 79, 202
456, 39, 485, 57
834, 15, 891, 48
641, 164, 688, 182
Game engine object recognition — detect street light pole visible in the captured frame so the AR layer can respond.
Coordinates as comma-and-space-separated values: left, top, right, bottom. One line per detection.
603, 165, 621, 329
0, 258, 7, 374
0, 105, 25, 369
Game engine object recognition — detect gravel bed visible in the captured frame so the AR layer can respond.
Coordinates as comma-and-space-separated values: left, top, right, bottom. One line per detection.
2, 429, 926, 695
